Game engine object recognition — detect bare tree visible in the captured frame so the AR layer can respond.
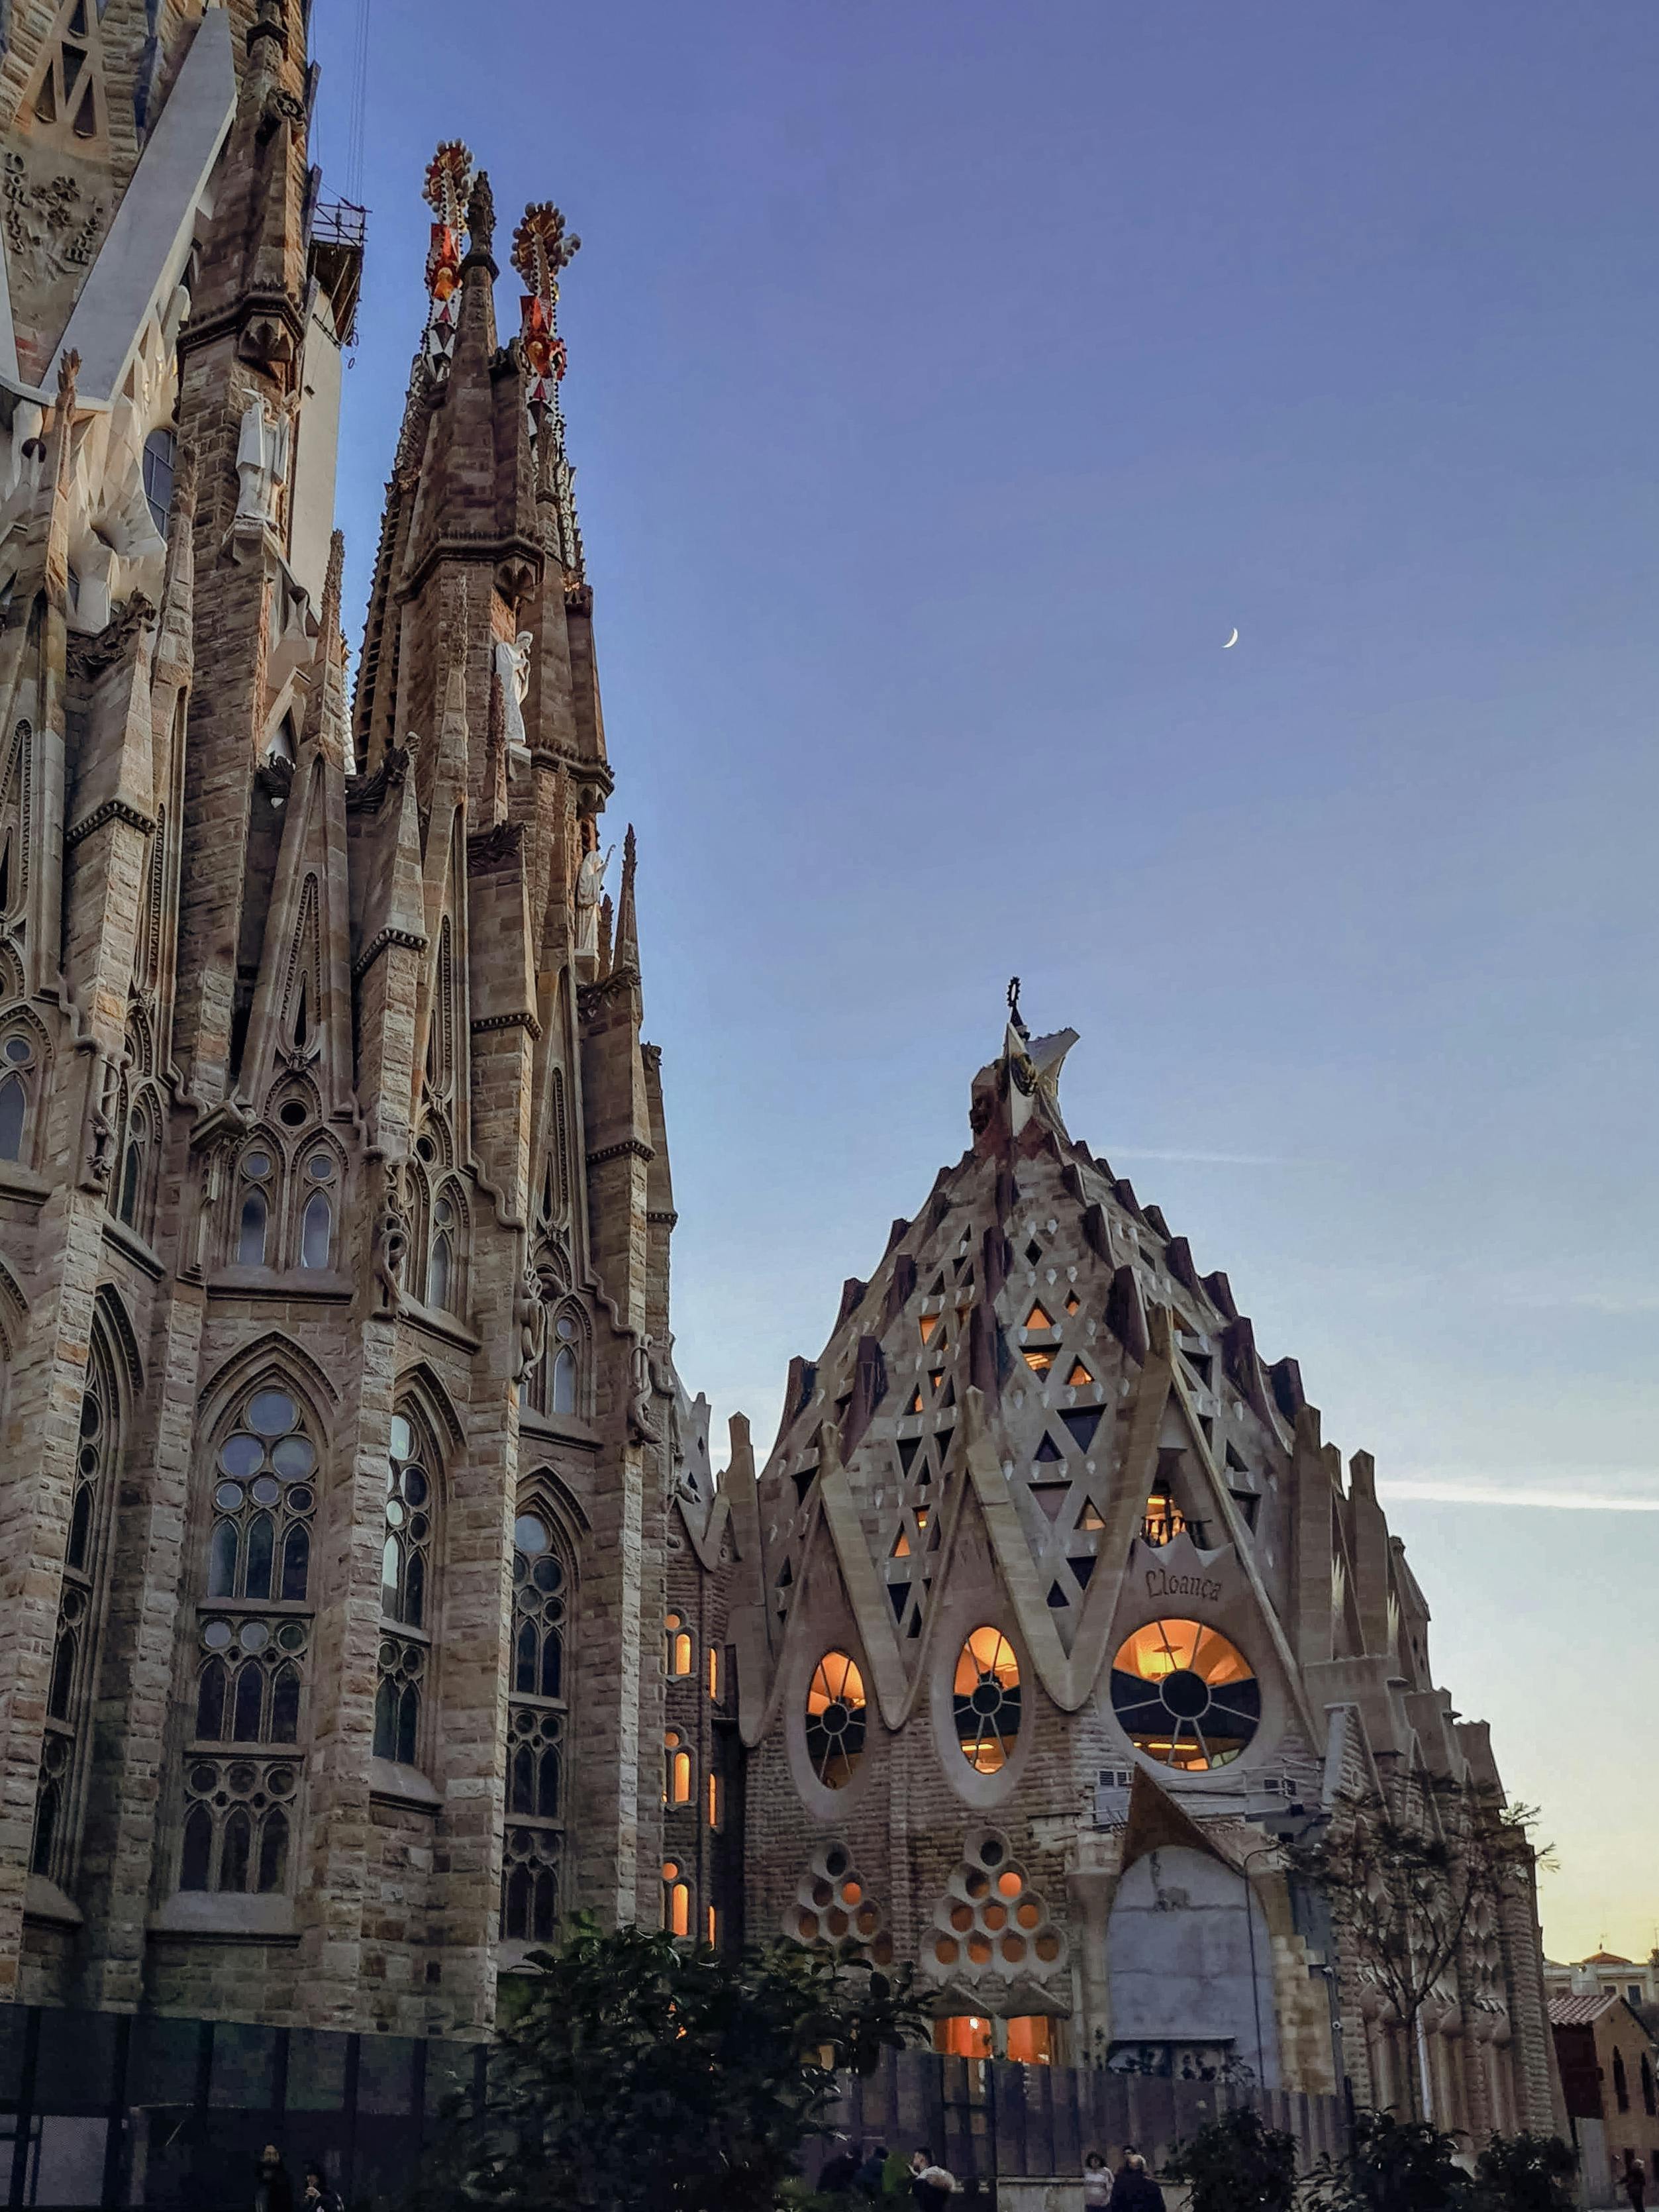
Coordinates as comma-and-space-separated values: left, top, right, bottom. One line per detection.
1289, 1774, 1542, 2121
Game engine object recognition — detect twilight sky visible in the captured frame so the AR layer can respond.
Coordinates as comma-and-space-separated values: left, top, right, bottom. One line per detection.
311, 1, 1659, 1963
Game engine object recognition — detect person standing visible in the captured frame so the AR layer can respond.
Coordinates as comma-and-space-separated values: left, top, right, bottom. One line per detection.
819, 2138, 862, 2195
1107, 2153, 1164, 2212
1083, 2150, 1113, 2207
299, 2166, 342, 2212
254, 2145, 293, 2212
1625, 2155, 1647, 2212
910, 2148, 958, 2207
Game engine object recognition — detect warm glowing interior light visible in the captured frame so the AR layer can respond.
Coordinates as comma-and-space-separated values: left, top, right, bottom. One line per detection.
1066, 1360, 1093, 1388
919, 1315, 939, 1346
891, 1530, 910, 1558
1024, 1303, 1053, 1333
1022, 1347, 1054, 1375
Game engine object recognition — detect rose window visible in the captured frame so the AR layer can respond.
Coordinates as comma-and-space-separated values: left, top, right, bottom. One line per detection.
1110, 1618, 1259, 1772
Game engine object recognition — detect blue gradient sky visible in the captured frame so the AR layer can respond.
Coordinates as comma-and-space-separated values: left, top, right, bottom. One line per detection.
313, 1, 1659, 1960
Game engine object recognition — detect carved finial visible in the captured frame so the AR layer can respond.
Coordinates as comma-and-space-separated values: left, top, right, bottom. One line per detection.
56, 350, 80, 410
322, 528, 345, 629
615, 823, 639, 971
1007, 974, 1025, 1035
423, 142, 474, 308
597, 891, 614, 978
172, 443, 199, 521
423, 141, 474, 231
511, 203, 581, 302
465, 170, 496, 260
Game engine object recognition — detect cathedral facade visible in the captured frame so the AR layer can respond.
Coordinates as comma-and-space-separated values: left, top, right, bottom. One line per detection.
0, 0, 1560, 2143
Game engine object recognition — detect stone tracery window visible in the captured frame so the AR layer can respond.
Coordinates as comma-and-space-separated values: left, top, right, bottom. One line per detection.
1109, 1617, 1259, 1772
952, 1628, 1022, 1774
804, 1650, 866, 1789
374, 1408, 437, 1766
0, 1029, 38, 1164
298, 1149, 335, 1268
32, 1332, 119, 1887
181, 1383, 319, 1893
234, 1145, 274, 1266
501, 1502, 572, 1942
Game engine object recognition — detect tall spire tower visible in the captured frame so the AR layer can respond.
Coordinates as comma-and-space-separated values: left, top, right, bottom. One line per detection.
0, 56, 691, 2032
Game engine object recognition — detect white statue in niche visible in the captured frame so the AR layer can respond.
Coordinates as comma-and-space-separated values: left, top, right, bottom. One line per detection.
493, 630, 533, 750
234, 395, 289, 527
574, 817, 611, 960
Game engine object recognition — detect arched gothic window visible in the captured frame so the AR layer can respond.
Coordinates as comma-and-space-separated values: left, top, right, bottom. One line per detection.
501, 1501, 572, 1943
234, 1146, 274, 1266
1614, 2050, 1629, 2114
0, 1029, 38, 1164
115, 1089, 162, 1238
32, 1331, 119, 1887
297, 1148, 336, 1268
662, 1860, 691, 1939
374, 1407, 438, 1768
182, 1383, 319, 1894
664, 1730, 693, 1807
526, 1304, 584, 1419
427, 1182, 464, 1313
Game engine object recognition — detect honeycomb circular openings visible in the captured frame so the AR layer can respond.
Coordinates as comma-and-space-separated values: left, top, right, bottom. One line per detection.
929, 1833, 1065, 1979
789, 1842, 891, 1966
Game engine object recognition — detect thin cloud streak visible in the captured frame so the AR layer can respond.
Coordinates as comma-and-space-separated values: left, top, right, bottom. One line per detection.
1111, 1146, 1305, 1168
1383, 1478, 1659, 1511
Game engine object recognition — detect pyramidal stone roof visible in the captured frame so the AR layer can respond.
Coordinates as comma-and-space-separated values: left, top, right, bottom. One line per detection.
734, 997, 1355, 1740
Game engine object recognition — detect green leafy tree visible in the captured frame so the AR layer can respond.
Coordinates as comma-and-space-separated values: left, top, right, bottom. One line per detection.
417, 1913, 927, 2212
1166, 2105, 1300, 2212
1288, 1776, 1542, 2119
1307, 2111, 1474, 2212
1471, 2132, 1579, 2212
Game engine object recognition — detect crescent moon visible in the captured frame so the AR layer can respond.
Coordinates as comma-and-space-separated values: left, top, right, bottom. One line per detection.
1223, 628, 1239, 648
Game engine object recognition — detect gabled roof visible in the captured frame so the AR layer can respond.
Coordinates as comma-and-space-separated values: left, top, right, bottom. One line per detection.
1550, 1993, 1617, 2026
1548, 1991, 1650, 2030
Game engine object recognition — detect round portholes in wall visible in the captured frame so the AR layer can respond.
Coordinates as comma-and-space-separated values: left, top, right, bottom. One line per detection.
1109, 1618, 1259, 1772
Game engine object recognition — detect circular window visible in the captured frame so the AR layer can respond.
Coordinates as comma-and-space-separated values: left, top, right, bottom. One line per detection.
242, 1151, 271, 1180
307, 1152, 334, 1183
1110, 1618, 1260, 1771
278, 1101, 307, 1127
514, 1513, 548, 1556
248, 1390, 298, 1437
952, 1628, 1021, 1773
805, 1650, 867, 1789
3, 1036, 30, 1064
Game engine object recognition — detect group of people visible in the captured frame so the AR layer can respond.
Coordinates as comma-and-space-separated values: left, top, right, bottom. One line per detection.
815, 2138, 1166, 2209
254, 2143, 344, 2212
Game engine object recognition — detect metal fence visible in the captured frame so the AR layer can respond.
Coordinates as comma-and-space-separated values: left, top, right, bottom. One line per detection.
816, 2049, 1349, 2199
0, 2002, 1349, 2209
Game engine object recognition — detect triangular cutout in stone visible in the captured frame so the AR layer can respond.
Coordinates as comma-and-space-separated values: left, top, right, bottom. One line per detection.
1060, 1406, 1102, 1452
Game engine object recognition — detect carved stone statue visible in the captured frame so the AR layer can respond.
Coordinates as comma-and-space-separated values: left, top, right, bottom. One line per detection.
372, 1160, 410, 1318
493, 630, 532, 750
627, 1333, 662, 1446
234, 395, 290, 527
513, 1262, 547, 1383
573, 817, 611, 960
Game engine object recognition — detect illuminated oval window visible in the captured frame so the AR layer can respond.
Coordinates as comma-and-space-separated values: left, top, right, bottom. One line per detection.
1110, 1617, 1259, 1772
952, 1628, 1021, 1773
804, 1651, 866, 1788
